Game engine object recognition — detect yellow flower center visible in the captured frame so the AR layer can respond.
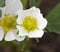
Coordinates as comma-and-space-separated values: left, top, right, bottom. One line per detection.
22, 16, 37, 32
0, 14, 17, 32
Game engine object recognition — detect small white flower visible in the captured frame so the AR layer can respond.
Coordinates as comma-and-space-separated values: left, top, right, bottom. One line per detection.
0, 14, 25, 41
17, 7, 47, 40
0, 0, 24, 41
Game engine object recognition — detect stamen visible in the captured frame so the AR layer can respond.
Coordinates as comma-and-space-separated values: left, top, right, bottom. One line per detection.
22, 16, 37, 32
0, 14, 17, 32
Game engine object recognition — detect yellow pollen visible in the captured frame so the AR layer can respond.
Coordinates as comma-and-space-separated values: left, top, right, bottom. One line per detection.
22, 16, 37, 32
0, 14, 17, 32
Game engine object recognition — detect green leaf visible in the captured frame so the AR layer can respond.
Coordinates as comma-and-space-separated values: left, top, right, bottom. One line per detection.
29, 0, 42, 7
21, 0, 28, 9
0, 9, 2, 17
0, 0, 5, 7
46, 3, 60, 34
29, 0, 36, 7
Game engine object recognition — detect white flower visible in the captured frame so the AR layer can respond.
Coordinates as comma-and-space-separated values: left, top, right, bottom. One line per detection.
0, 0, 25, 41
17, 7, 47, 40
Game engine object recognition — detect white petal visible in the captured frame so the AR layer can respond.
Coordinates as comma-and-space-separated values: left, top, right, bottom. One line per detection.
17, 26, 28, 36
28, 30, 44, 38
0, 27, 4, 41
4, 0, 23, 15
17, 7, 41, 24
37, 17, 48, 29
17, 7, 40, 17
15, 35, 25, 41
17, 14, 23, 24
5, 30, 16, 41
